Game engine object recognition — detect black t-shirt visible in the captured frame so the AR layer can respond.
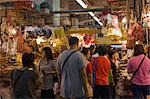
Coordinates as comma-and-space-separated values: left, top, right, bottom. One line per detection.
110, 61, 117, 85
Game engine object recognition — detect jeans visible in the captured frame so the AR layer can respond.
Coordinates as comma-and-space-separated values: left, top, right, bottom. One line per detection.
93, 85, 110, 99
109, 85, 116, 99
131, 84, 150, 99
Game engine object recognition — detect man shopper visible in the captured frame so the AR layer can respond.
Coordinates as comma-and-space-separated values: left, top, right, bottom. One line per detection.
91, 45, 111, 99
57, 37, 89, 98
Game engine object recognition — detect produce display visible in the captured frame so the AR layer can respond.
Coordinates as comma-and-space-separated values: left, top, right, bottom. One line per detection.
0, 22, 69, 81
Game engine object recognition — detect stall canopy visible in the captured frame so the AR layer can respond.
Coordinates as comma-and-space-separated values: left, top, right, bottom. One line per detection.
66, 28, 101, 34
95, 37, 121, 44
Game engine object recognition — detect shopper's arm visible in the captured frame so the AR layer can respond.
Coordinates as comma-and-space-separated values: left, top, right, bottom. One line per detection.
33, 70, 42, 90
87, 63, 93, 86
88, 73, 93, 86
80, 66, 89, 97
57, 57, 61, 85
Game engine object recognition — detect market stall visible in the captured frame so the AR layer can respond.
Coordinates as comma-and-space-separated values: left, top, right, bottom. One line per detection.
0, 13, 70, 97
66, 28, 101, 47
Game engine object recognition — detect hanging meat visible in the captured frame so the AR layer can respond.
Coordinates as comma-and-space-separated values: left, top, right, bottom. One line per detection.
127, 21, 135, 40
127, 21, 144, 49
16, 33, 24, 53
128, 21, 143, 41
132, 22, 143, 41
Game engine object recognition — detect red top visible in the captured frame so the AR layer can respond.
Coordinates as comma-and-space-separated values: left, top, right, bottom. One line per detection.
92, 56, 111, 85
86, 62, 92, 74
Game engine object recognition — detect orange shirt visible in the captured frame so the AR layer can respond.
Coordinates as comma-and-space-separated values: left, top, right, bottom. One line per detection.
92, 56, 111, 85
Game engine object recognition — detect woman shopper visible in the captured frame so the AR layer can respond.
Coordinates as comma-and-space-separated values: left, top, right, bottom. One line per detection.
91, 45, 111, 99
108, 49, 119, 99
81, 47, 93, 97
11, 53, 41, 99
127, 44, 150, 99
39, 47, 57, 98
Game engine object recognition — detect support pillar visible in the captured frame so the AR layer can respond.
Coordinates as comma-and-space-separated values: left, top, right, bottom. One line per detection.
52, 0, 60, 26
60, 0, 71, 26
126, 0, 130, 29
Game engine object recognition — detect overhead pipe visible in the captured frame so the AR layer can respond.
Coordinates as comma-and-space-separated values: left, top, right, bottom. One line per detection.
52, 8, 111, 14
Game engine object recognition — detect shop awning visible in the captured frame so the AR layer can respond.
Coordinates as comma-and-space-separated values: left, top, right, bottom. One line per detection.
95, 37, 121, 44
66, 28, 101, 34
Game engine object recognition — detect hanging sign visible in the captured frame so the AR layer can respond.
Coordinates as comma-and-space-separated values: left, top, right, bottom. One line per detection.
14, 1, 35, 10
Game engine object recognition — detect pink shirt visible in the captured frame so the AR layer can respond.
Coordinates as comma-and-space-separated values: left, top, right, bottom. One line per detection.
127, 54, 150, 85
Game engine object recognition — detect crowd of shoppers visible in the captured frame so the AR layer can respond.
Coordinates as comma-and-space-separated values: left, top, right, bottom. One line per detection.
10, 36, 150, 99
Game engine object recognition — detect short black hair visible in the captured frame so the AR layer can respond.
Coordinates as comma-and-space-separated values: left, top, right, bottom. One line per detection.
90, 45, 96, 54
134, 44, 145, 56
97, 45, 107, 56
22, 53, 35, 67
90, 45, 95, 50
68, 37, 79, 46
108, 49, 117, 59
81, 47, 90, 55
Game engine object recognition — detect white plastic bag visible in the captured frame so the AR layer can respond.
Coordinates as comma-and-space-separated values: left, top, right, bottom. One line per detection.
53, 82, 60, 95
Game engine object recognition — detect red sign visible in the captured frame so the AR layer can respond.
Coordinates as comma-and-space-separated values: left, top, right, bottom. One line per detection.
107, 0, 116, 2
14, 1, 35, 10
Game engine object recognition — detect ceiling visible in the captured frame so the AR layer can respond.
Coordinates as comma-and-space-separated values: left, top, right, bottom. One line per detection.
0, 0, 134, 26
59, 0, 135, 26
86, 0, 108, 8
65, 0, 133, 18
0, 0, 133, 18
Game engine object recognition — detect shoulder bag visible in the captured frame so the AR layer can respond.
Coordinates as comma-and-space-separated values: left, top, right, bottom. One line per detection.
61, 50, 78, 72
130, 56, 146, 82
58, 50, 78, 82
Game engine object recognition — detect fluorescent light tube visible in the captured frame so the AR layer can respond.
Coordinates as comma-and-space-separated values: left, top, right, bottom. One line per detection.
76, 0, 87, 8
97, 21, 103, 26
93, 16, 99, 22
88, 12, 95, 17
76, 0, 103, 26
93, 16, 103, 26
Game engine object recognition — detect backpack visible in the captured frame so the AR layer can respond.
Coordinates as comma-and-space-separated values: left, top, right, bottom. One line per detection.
11, 69, 27, 91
